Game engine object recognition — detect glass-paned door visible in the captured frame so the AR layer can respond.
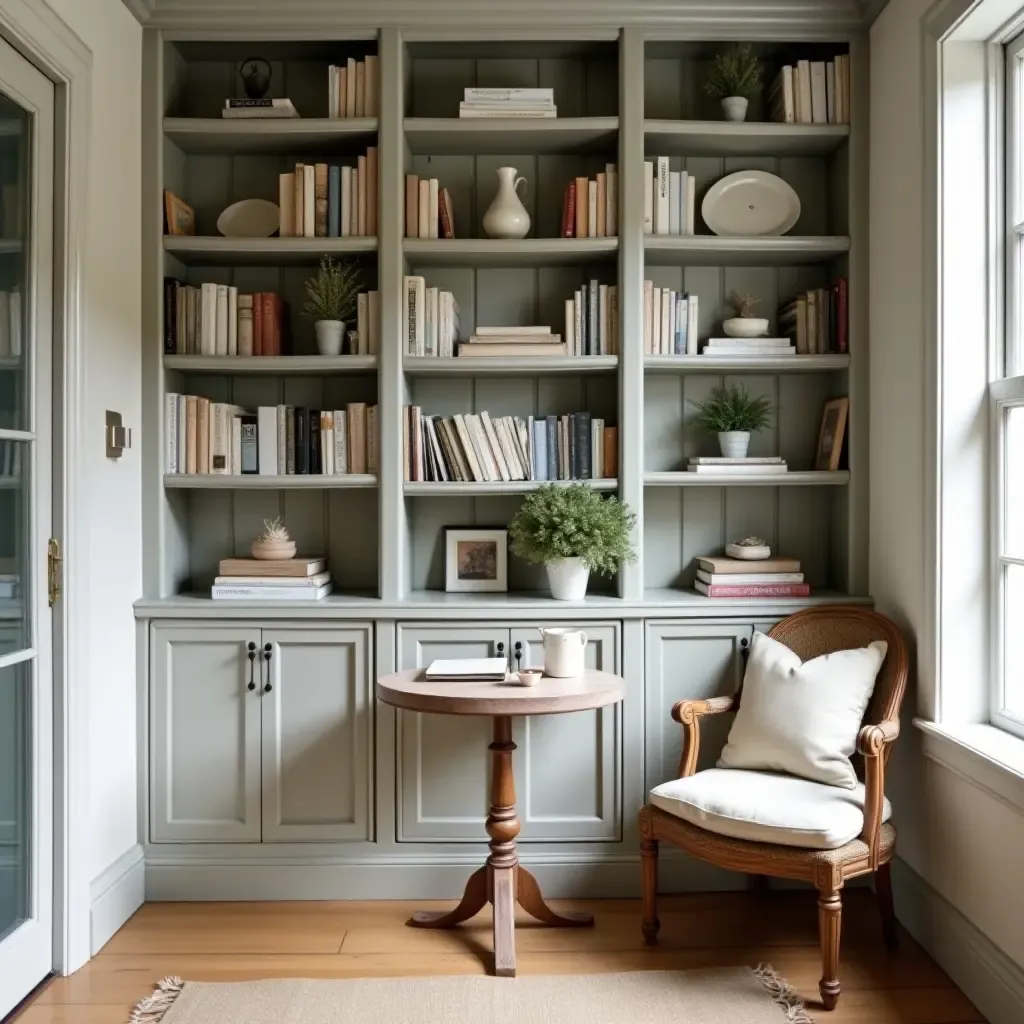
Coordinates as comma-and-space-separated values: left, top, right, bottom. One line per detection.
0, 34, 54, 1019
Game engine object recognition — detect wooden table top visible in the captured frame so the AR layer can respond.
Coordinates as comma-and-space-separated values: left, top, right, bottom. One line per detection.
375, 668, 625, 716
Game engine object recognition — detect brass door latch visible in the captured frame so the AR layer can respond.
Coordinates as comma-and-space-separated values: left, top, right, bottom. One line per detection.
47, 537, 62, 606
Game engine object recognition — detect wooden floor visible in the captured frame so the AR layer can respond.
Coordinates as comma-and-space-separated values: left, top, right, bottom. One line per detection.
11, 890, 984, 1024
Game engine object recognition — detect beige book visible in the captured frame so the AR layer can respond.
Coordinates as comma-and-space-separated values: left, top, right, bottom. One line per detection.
405, 174, 419, 238
303, 164, 315, 237
357, 154, 367, 236
575, 176, 589, 238
347, 402, 367, 474
354, 60, 366, 118
596, 172, 606, 237
341, 165, 353, 238
417, 179, 430, 238
219, 557, 326, 577
428, 178, 439, 239
367, 290, 379, 354
452, 414, 483, 481
197, 397, 210, 475
293, 163, 305, 238
605, 163, 617, 237
314, 163, 328, 237
587, 180, 598, 238
364, 55, 379, 116
349, 168, 360, 236
696, 555, 801, 574
480, 411, 510, 481
643, 279, 653, 354
367, 405, 378, 474
366, 146, 378, 236
278, 173, 295, 237
338, 67, 347, 118
345, 57, 356, 117
185, 395, 198, 474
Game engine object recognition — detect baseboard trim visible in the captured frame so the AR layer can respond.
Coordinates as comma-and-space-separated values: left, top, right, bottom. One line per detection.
90, 844, 145, 953
891, 856, 1024, 1024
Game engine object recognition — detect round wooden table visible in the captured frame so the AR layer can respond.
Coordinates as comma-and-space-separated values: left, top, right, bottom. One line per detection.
376, 667, 625, 977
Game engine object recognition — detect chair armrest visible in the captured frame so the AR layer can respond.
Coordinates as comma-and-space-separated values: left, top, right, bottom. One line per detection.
671, 695, 738, 778
857, 720, 900, 866
857, 720, 899, 756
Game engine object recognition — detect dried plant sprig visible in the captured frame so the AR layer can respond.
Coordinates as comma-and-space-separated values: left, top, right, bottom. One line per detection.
704, 43, 764, 101
301, 256, 362, 322
728, 291, 762, 318
257, 517, 291, 543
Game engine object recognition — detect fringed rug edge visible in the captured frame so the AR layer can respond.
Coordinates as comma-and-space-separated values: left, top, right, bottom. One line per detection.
128, 976, 185, 1024
754, 964, 816, 1024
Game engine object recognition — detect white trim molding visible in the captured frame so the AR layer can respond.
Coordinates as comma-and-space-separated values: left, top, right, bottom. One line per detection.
89, 845, 144, 954
120, 0, 154, 24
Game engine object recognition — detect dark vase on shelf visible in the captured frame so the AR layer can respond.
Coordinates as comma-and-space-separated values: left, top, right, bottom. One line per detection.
240, 58, 272, 99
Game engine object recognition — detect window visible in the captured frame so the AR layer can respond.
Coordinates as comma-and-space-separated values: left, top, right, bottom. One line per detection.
996, 31, 1024, 735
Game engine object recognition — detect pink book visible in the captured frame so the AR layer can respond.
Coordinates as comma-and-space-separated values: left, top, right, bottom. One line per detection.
696, 582, 811, 598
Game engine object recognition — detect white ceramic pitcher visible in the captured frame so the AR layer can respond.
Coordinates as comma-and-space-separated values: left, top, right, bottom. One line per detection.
538, 627, 588, 678
482, 166, 531, 239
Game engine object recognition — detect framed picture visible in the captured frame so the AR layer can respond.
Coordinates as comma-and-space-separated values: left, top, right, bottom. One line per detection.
815, 397, 849, 471
445, 528, 508, 593
163, 190, 196, 236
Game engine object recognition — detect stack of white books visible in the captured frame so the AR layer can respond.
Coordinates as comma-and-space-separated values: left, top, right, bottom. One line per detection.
222, 98, 299, 119
458, 326, 566, 358
701, 337, 796, 357
211, 557, 333, 601
459, 87, 556, 119
686, 457, 788, 475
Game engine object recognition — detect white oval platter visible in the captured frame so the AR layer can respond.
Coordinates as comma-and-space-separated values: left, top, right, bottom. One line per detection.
701, 170, 801, 237
217, 198, 281, 238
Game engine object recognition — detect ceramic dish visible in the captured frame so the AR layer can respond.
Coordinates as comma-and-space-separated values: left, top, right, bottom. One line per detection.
516, 669, 544, 687
217, 198, 281, 238
701, 170, 801, 237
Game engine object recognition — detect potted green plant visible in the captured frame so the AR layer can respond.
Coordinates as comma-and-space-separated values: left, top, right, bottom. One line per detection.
704, 43, 763, 122
302, 256, 362, 356
509, 483, 637, 600
722, 291, 769, 339
690, 383, 774, 459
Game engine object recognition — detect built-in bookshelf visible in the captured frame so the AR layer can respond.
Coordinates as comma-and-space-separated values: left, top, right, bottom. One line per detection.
143, 31, 864, 604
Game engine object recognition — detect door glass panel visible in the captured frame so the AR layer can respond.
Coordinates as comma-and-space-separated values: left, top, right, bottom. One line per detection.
0, 96, 27, 432
0, 661, 28, 941
1004, 563, 1024, 720
0, 441, 28, 654
1006, 405, 1024, 558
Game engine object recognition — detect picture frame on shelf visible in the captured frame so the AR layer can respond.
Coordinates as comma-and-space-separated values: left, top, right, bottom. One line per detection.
815, 397, 849, 471
445, 528, 508, 593
163, 190, 196, 236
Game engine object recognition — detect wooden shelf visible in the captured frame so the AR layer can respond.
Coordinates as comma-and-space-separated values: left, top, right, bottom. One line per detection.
164, 117, 378, 154
645, 355, 850, 373
644, 470, 850, 487
644, 120, 849, 156
404, 356, 618, 375
164, 355, 378, 374
643, 235, 849, 267
164, 236, 377, 266
404, 237, 617, 268
165, 474, 378, 490
405, 479, 619, 496
404, 116, 618, 155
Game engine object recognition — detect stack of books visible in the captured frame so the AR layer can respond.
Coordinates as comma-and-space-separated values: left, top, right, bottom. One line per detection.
459, 325, 565, 358
458, 87, 556, 119
701, 337, 795, 358
778, 280, 847, 354
278, 151, 377, 238
644, 158, 696, 236
643, 282, 698, 355
404, 175, 455, 239
404, 406, 617, 483
685, 456, 789, 476
401, 277, 459, 356
163, 283, 286, 357
212, 557, 334, 601
694, 554, 808, 598
565, 281, 618, 356
770, 56, 850, 125
560, 167, 617, 237
222, 98, 298, 119
165, 398, 377, 477
327, 56, 379, 118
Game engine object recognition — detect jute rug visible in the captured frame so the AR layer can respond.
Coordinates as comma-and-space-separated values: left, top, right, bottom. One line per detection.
129, 966, 813, 1024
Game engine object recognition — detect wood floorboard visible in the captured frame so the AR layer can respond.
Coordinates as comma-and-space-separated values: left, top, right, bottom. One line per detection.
11, 893, 986, 1024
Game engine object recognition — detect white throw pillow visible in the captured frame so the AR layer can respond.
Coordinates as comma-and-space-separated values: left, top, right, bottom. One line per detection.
717, 631, 887, 789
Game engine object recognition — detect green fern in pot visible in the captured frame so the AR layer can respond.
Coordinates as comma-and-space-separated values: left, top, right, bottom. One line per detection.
302, 256, 362, 356
704, 43, 763, 122
690, 383, 774, 459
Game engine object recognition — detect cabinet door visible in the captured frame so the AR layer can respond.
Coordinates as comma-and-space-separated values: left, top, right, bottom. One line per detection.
260, 626, 372, 842
396, 625, 507, 841
644, 622, 751, 795
509, 624, 622, 841
150, 625, 262, 842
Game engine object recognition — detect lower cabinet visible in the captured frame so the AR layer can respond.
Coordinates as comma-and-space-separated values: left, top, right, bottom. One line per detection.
396, 622, 622, 843
150, 622, 372, 843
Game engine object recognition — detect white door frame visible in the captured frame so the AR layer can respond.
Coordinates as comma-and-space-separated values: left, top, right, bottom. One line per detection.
0, 0, 92, 974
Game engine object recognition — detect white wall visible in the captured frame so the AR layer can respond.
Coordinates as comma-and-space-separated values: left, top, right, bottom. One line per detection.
870, 0, 1024, 992
42, 0, 142, 883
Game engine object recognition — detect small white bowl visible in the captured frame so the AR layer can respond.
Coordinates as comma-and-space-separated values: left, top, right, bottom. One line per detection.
517, 669, 543, 687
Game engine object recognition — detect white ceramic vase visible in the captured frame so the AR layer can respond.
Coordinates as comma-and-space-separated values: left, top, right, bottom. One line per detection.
251, 538, 297, 560
314, 319, 345, 356
482, 166, 530, 239
545, 557, 590, 601
718, 431, 751, 458
721, 96, 749, 122
722, 316, 769, 338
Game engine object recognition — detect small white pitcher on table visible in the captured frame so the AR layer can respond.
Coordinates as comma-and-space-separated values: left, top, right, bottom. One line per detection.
538, 626, 587, 678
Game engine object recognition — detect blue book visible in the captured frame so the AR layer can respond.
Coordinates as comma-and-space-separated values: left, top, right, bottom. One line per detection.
328, 165, 341, 237
532, 419, 548, 480
677, 295, 688, 354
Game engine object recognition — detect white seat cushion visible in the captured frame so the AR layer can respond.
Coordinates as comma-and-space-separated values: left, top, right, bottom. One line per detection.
649, 768, 893, 850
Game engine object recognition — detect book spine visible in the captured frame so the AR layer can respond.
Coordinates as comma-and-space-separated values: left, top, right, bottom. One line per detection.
545, 415, 558, 479
165, 393, 179, 472
314, 163, 328, 236
310, 409, 322, 473
655, 157, 669, 234
836, 278, 848, 353
293, 163, 304, 236
574, 176, 588, 238
417, 179, 429, 238
295, 408, 308, 474
285, 408, 295, 474
439, 188, 454, 239
346, 58, 356, 118
603, 425, 617, 479
587, 180, 597, 238
164, 279, 177, 354
427, 177, 439, 239
561, 180, 575, 238
405, 174, 418, 238
257, 406, 278, 475
701, 583, 811, 598
227, 286, 238, 356
340, 166, 352, 238
276, 406, 287, 477
643, 161, 653, 233
366, 146, 378, 237
303, 164, 315, 237
367, 405, 378, 474
605, 163, 617, 236
328, 165, 341, 237
574, 412, 591, 480
356, 154, 367, 236
588, 279, 598, 358
463, 87, 553, 101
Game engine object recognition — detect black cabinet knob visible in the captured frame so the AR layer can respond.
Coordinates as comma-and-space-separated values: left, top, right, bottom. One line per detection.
514, 641, 523, 668
246, 643, 256, 691
262, 644, 273, 692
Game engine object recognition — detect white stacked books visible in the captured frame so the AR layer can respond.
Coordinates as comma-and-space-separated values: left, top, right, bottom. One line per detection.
222, 98, 299, 119
211, 558, 333, 601
686, 456, 789, 475
459, 87, 556, 119
702, 337, 796, 357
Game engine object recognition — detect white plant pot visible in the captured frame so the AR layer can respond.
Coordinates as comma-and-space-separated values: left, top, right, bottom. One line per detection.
482, 166, 531, 239
314, 319, 345, 356
722, 316, 770, 338
718, 431, 751, 458
721, 96, 749, 122
545, 557, 590, 601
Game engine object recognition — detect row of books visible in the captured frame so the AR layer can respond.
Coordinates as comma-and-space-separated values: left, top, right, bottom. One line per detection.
560, 167, 618, 238
165, 396, 377, 476
212, 557, 333, 602
404, 406, 617, 483
327, 56, 379, 119
404, 176, 455, 239
643, 283, 699, 356
770, 56, 851, 126
402, 277, 459, 356
279, 151, 377, 238
644, 159, 696, 236
779, 280, 848, 354
163, 283, 286, 357
458, 87, 556, 119
565, 282, 618, 356
0, 290, 21, 358
694, 554, 808, 598
685, 456, 789, 476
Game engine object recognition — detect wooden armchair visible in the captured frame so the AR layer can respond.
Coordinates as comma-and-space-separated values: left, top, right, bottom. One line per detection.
638, 607, 909, 1011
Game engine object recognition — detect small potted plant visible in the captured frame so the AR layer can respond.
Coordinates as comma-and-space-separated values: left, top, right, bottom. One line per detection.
509, 483, 637, 601
704, 43, 763, 122
722, 291, 769, 339
302, 256, 362, 356
251, 516, 296, 560
690, 383, 774, 459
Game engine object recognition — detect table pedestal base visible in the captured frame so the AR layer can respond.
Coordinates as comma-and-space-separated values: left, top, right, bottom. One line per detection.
406, 715, 593, 976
